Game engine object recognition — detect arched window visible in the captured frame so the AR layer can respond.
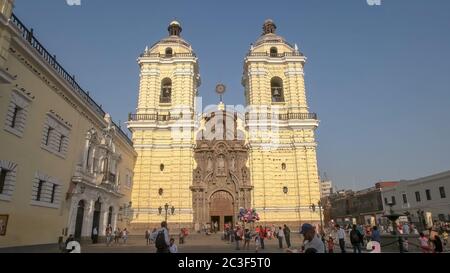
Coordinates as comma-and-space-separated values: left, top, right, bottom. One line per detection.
160, 78, 172, 103
271, 77, 284, 102
107, 206, 113, 226
86, 145, 93, 171
165, 47, 173, 57
270, 47, 278, 57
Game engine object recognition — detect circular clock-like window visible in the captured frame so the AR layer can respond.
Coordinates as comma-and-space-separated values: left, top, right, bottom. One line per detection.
160, 164, 165, 171
158, 188, 164, 196
281, 163, 286, 170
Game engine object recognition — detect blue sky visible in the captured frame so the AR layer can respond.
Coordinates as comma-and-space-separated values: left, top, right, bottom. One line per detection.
13, 0, 450, 190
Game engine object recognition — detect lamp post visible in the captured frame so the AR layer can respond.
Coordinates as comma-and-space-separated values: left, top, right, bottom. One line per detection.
310, 201, 324, 236
158, 203, 175, 222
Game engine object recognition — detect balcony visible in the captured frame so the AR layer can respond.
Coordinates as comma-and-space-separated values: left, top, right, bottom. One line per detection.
128, 112, 194, 122
159, 97, 172, 104
140, 52, 196, 58
245, 112, 317, 122
247, 52, 304, 58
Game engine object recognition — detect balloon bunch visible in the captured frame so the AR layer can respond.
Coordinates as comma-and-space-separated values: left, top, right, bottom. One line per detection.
238, 207, 260, 223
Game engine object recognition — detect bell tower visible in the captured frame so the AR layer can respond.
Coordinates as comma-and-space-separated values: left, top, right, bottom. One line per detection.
242, 20, 321, 226
128, 21, 200, 229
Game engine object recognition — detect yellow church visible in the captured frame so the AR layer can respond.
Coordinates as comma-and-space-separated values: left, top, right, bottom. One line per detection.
127, 19, 321, 231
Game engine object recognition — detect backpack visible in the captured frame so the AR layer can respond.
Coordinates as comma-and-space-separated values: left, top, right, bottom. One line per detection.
155, 230, 167, 249
351, 231, 360, 242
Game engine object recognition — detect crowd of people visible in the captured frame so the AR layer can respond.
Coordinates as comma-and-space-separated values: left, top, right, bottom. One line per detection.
324, 221, 449, 253
221, 223, 296, 252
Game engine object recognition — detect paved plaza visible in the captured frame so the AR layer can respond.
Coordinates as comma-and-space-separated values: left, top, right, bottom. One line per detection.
3, 232, 447, 253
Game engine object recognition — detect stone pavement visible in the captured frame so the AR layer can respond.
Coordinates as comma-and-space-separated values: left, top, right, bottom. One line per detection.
2, 233, 446, 253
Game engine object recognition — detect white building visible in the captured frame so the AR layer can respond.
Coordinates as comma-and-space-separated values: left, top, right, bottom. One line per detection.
381, 170, 450, 227
320, 180, 333, 198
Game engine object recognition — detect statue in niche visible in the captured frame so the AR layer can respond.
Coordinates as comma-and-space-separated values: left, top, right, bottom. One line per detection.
194, 169, 202, 182
230, 155, 236, 171
217, 154, 225, 176
207, 156, 213, 172
242, 167, 248, 183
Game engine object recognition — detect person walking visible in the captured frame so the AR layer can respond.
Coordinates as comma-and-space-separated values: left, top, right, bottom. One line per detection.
243, 228, 251, 250
214, 221, 218, 234
145, 228, 150, 245
258, 225, 266, 249
327, 236, 335, 253
105, 225, 112, 246
419, 232, 431, 253
336, 224, 346, 253
151, 221, 170, 253
255, 233, 261, 253
283, 224, 291, 248
122, 228, 129, 245
300, 223, 325, 253
434, 234, 443, 253
91, 227, 98, 244
371, 226, 381, 243
234, 226, 243, 250
350, 224, 363, 253
277, 226, 284, 249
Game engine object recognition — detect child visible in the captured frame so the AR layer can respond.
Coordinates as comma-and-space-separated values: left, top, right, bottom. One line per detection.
255, 234, 261, 253
327, 236, 335, 253
419, 232, 431, 253
169, 238, 178, 253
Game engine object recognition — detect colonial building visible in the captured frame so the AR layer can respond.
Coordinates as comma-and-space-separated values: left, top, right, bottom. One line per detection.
324, 182, 399, 226
128, 19, 322, 230
0, 1, 136, 247
381, 170, 450, 228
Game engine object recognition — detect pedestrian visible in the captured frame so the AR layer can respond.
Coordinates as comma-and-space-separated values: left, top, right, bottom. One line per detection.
179, 228, 185, 244
91, 227, 98, 244
327, 236, 335, 253
402, 222, 410, 235
419, 232, 431, 253
258, 225, 266, 249
336, 224, 346, 253
442, 230, 448, 250
115, 228, 121, 244
243, 228, 251, 250
151, 221, 170, 253
255, 233, 261, 253
277, 226, 284, 249
150, 228, 157, 243
350, 224, 363, 253
169, 238, 178, 253
145, 228, 150, 245
234, 226, 242, 250
122, 228, 128, 245
429, 228, 439, 250
283, 224, 291, 248
434, 234, 443, 253
106, 225, 112, 246
300, 223, 325, 253
214, 221, 218, 233
371, 226, 381, 243
65, 234, 75, 252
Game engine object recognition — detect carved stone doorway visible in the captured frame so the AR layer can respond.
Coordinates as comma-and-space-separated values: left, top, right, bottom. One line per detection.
209, 190, 234, 231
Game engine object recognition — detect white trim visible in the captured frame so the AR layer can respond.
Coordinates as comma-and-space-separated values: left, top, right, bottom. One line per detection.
0, 194, 12, 202
30, 200, 60, 209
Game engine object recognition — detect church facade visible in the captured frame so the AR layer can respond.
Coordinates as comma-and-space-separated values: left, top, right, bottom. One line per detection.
128, 20, 321, 231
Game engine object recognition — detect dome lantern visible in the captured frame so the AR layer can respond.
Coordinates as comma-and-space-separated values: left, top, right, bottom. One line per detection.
262, 19, 276, 35
168, 20, 182, 36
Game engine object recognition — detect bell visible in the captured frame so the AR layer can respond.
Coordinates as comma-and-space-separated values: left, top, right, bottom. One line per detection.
273, 88, 280, 96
